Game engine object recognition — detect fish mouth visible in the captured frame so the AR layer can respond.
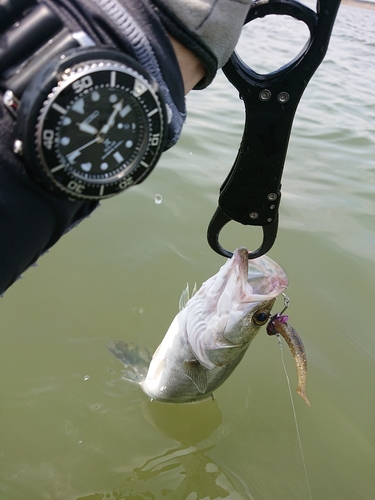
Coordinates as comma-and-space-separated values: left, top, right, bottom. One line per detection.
230, 247, 288, 300
231, 247, 250, 267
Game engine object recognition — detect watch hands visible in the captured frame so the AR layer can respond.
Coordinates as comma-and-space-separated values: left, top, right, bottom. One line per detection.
99, 99, 124, 136
77, 122, 98, 135
76, 101, 131, 138
69, 100, 130, 164
66, 136, 101, 164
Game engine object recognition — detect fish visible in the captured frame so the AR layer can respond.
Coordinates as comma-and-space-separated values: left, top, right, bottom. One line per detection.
109, 247, 288, 403
266, 313, 310, 406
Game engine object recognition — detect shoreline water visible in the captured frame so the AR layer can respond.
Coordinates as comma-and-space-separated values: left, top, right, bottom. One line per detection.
341, 0, 375, 10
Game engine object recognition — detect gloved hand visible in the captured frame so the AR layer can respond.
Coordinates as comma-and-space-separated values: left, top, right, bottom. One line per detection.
1, 0, 187, 293
0, 0, 252, 293
151, 0, 254, 88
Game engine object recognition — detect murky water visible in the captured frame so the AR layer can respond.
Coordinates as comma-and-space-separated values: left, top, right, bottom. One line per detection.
1, 3, 375, 499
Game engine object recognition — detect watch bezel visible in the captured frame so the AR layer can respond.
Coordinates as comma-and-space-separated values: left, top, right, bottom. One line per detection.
17, 47, 167, 200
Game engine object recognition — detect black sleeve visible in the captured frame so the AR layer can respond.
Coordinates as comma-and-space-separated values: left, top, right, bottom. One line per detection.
0, 104, 98, 293
0, 0, 185, 294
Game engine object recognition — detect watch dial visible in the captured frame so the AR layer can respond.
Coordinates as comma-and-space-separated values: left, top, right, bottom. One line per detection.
57, 88, 147, 180
37, 59, 165, 199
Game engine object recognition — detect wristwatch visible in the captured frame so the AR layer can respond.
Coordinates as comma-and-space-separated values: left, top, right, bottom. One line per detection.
0, 0, 167, 200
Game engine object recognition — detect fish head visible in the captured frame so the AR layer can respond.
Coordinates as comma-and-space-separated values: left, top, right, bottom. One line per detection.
187, 247, 288, 368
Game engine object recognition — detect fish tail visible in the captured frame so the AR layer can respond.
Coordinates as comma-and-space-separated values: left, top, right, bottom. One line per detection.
297, 384, 311, 406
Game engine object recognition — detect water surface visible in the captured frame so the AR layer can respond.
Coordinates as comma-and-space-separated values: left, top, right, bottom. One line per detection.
1, 3, 375, 499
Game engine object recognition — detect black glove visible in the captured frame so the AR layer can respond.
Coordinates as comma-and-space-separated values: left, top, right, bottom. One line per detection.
151, 0, 253, 88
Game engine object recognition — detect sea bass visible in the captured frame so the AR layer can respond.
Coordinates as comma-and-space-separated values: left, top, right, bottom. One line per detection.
110, 248, 288, 403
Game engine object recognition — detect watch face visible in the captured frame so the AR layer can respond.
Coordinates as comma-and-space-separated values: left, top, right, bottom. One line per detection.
35, 59, 165, 199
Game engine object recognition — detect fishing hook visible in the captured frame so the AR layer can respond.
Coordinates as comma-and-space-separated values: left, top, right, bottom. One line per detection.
280, 293, 291, 315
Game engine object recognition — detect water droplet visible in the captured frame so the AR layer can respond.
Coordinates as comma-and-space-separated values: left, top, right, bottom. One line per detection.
154, 194, 162, 204
78, 440, 83, 445
83, 375, 90, 381
132, 306, 144, 314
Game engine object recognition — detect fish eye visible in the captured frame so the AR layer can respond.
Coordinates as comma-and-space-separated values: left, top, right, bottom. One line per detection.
253, 311, 269, 326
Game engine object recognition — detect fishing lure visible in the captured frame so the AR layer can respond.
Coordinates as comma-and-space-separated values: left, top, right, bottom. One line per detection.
267, 299, 310, 406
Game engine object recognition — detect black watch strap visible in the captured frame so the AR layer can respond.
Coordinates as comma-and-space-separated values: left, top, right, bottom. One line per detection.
0, 0, 96, 107
0, 0, 36, 31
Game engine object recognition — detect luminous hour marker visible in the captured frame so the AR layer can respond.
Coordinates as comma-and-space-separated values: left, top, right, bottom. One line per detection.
52, 103, 67, 115
113, 151, 124, 164
133, 80, 146, 97
91, 91, 100, 102
110, 71, 116, 87
81, 162, 92, 172
125, 140, 133, 148
120, 104, 131, 118
72, 98, 85, 114
147, 108, 158, 117
51, 164, 65, 173
100, 162, 109, 171
60, 137, 70, 146
62, 116, 72, 126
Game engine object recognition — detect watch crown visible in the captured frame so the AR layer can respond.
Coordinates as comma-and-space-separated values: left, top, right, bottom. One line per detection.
3, 89, 20, 117
13, 139, 24, 156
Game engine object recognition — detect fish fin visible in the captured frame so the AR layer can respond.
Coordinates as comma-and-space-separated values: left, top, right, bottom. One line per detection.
107, 341, 150, 384
179, 283, 190, 311
181, 360, 208, 394
207, 344, 244, 367
178, 283, 197, 311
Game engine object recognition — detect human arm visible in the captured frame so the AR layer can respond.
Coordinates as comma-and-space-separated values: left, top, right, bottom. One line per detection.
168, 35, 206, 95
0, 0, 252, 294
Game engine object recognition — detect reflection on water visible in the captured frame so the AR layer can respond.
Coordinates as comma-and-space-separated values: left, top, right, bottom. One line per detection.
77, 445, 244, 500
1, 3, 375, 500
76, 401, 246, 500
140, 399, 222, 445
76, 445, 245, 500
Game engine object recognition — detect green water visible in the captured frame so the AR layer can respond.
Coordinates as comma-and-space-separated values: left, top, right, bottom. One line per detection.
1, 4, 375, 499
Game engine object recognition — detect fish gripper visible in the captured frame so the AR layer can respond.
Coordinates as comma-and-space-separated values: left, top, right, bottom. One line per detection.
207, 0, 341, 259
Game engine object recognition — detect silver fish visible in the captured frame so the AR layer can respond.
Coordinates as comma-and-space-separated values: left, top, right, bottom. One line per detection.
110, 248, 288, 403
